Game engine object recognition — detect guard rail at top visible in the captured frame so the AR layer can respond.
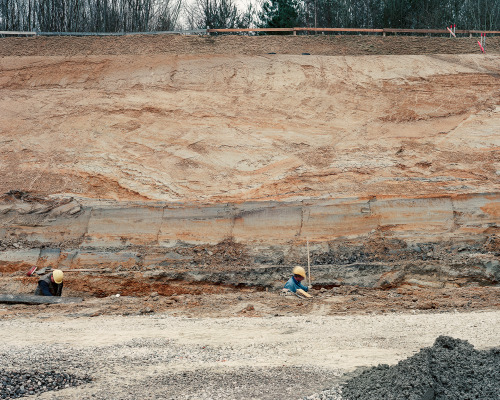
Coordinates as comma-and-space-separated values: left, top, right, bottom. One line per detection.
1, 27, 499, 36
0, 29, 206, 36
0, 30, 37, 35
207, 27, 500, 36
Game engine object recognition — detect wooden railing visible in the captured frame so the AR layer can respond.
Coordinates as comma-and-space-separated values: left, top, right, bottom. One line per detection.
207, 27, 500, 36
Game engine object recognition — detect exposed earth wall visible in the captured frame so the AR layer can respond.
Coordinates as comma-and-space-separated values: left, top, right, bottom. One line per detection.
0, 36, 499, 291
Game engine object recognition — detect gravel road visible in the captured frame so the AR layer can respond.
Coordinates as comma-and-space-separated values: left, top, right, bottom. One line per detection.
1, 310, 498, 399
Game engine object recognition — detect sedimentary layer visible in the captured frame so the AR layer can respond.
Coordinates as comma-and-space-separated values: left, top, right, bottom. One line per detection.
0, 192, 498, 288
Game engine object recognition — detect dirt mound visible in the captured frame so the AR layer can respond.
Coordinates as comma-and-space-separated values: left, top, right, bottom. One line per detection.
1, 35, 499, 57
340, 336, 500, 400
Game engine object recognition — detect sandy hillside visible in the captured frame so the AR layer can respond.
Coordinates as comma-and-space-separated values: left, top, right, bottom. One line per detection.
1, 48, 499, 202
0, 35, 499, 295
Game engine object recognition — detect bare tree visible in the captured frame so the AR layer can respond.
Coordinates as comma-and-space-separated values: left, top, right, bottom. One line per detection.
152, 0, 182, 30
185, 0, 249, 29
1, 0, 499, 33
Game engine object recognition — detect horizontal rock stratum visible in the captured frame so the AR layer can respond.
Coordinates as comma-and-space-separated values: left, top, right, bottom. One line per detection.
0, 191, 498, 288
0, 192, 498, 246
0, 37, 498, 288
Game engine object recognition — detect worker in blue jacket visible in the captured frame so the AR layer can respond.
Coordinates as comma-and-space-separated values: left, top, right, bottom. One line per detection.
283, 266, 309, 293
34, 269, 64, 296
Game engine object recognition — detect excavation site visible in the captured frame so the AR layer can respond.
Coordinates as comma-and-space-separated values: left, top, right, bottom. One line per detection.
0, 34, 499, 399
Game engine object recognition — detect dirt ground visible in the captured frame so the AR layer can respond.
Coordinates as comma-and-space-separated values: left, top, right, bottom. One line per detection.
2, 268, 500, 318
0, 305, 499, 399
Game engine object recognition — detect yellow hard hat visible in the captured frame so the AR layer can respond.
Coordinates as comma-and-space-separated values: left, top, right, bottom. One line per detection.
292, 266, 306, 278
52, 269, 64, 284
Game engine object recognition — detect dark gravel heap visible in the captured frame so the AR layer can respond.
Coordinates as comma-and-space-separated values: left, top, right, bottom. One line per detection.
342, 336, 500, 400
0, 370, 91, 399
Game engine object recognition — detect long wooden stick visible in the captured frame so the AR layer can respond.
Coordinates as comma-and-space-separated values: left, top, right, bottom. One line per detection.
307, 240, 311, 287
0, 294, 83, 305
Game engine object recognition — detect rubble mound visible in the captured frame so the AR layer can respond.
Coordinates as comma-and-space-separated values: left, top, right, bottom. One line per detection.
341, 336, 500, 400
0, 370, 91, 399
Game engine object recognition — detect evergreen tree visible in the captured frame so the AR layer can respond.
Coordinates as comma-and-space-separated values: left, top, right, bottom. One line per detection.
259, 0, 300, 29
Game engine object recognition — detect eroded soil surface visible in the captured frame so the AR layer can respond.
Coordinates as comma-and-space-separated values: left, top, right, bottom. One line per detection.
1, 40, 499, 203
2, 271, 499, 319
1, 35, 499, 57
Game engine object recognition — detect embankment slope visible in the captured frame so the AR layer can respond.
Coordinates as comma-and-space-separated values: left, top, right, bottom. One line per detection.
0, 36, 498, 290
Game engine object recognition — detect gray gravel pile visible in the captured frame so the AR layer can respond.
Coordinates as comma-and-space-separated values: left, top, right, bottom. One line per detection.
0, 370, 91, 399
341, 336, 500, 400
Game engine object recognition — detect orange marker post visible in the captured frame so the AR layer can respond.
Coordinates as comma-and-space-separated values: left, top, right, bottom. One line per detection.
478, 37, 485, 53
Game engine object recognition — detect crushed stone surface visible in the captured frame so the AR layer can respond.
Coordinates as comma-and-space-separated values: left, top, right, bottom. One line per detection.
0, 312, 499, 399
302, 386, 344, 400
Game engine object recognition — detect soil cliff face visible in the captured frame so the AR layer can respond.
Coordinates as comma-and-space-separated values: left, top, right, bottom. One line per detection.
1, 53, 499, 203
0, 37, 498, 290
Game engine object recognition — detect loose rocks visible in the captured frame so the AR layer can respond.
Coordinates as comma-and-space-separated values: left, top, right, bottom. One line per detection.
340, 336, 500, 400
302, 386, 343, 400
0, 369, 91, 399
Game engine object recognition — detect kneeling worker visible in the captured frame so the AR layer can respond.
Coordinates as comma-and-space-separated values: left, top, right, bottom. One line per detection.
34, 269, 64, 296
284, 266, 310, 293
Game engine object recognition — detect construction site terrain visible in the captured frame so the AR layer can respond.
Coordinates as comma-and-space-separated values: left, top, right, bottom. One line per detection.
0, 34, 499, 399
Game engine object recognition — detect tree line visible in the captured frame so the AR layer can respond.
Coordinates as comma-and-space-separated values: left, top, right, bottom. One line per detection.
0, 0, 181, 32
1, 0, 499, 32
